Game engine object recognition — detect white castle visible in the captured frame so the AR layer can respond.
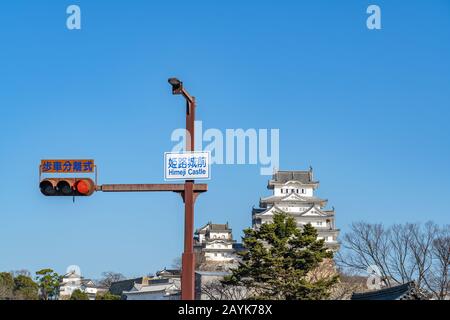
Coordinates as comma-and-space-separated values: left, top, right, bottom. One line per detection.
194, 222, 238, 263
252, 169, 340, 250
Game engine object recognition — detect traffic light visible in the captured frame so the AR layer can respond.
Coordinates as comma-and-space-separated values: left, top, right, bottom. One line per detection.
39, 178, 96, 196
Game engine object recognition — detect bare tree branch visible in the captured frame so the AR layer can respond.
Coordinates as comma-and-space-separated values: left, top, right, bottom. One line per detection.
338, 221, 450, 300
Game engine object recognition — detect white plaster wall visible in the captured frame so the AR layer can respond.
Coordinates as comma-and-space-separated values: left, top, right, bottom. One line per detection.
274, 186, 314, 197
209, 232, 229, 239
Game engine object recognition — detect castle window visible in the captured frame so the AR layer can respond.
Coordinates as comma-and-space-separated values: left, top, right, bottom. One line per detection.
281, 189, 284, 194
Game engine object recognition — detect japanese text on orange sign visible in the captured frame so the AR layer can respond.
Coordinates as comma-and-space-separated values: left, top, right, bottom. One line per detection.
40, 160, 94, 173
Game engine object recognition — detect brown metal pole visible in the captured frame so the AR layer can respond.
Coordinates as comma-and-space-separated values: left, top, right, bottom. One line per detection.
181, 96, 196, 300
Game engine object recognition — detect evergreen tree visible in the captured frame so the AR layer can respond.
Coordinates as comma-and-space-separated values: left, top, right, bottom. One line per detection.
223, 212, 338, 300
35, 269, 60, 300
70, 289, 89, 300
95, 292, 121, 300
14, 275, 39, 300
0, 272, 14, 300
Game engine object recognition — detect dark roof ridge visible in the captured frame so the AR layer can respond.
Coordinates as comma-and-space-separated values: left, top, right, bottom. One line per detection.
351, 281, 424, 300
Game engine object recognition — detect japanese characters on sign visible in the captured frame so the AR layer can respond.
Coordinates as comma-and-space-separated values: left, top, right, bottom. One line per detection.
164, 152, 210, 180
40, 160, 95, 173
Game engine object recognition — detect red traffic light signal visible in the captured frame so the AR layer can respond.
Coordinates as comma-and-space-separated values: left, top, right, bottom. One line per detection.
39, 178, 96, 196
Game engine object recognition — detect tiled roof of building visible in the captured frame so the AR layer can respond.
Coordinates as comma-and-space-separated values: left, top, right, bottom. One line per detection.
254, 202, 335, 217
109, 278, 143, 296
124, 279, 180, 295
124, 285, 168, 294
147, 278, 171, 285
351, 282, 426, 300
80, 279, 97, 288
210, 223, 229, 231
252, 207, 266, 215
260, 194, 327, 205
196, 222, 231, 234
62, 271, 81, 279
195, 271, 231, 277
156, 269, 181, 277
269, 170, 317, 185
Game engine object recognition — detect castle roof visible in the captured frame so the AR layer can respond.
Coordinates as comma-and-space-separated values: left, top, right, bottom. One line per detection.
156, 268, 181, 277
351, 282, 426, 300
109, 277, 143, 296
253, 204, 334, 218
260, 193, 327, 206
62, 270, 81, 279
268, 170, 318, 188
252, 207, 266, 215
195, 222, 231, 234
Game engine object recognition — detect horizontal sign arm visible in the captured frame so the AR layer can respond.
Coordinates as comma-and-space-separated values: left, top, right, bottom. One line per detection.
97, 183, 208, 193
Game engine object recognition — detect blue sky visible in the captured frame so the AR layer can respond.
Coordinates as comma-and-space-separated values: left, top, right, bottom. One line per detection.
0, 0, 449, 279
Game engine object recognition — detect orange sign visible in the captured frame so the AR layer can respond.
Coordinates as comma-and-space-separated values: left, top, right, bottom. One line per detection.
40, 159, 95, 173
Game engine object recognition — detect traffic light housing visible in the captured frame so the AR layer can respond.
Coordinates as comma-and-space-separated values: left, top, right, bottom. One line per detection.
39, 178, 96, 196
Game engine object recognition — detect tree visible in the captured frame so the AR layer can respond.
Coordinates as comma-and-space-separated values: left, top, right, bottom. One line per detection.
201, 279, 248, 300
14, 275, 39, 300
0, 272, 39, 300
328, 270, 367, 300
171, 257, 182, 269
337, 221, 450, 300
35, 269, 60, 300
424, 225, 450, 299
70, 289, 89, 300
95, 292, 121, 300
222, 212, 338, 300
98, 271, 126, 289
0, 272, 14, 300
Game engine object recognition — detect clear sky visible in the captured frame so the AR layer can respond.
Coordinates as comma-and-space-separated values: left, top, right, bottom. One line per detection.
0, 0, 449, 279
